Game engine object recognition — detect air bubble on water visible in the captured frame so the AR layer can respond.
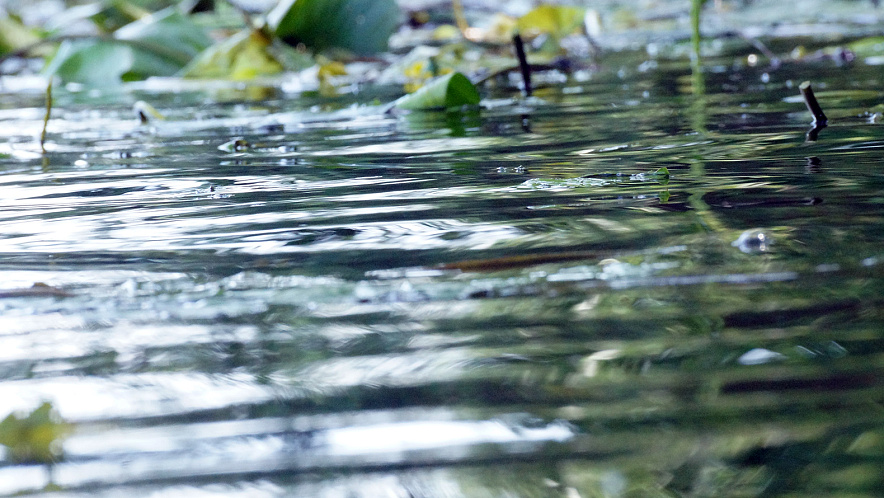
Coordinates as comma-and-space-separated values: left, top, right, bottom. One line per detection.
732, 229, 772, 254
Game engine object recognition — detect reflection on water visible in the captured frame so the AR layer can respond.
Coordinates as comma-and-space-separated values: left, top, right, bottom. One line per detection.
0, 47, 883, 497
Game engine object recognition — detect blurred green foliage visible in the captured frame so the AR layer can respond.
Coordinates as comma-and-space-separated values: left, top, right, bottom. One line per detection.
0, 15, 43, 54
268, 0, 399, 55
43, 8, 211, 84
0, 0, 604, 97
4, 0, 401, 84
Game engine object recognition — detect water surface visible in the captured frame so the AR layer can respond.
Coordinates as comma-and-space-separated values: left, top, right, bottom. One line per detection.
0, 47, 882, 496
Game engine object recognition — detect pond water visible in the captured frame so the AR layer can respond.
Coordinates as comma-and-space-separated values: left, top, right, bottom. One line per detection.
0, 43, 882, 496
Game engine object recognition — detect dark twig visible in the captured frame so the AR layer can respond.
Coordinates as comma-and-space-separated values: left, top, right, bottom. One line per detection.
799, 81, 827, 126
800, 81, 827, 142
512, 33, 532, 97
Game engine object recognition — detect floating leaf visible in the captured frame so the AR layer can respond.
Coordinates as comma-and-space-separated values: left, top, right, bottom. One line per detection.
44, 8, 211, 85
113, 8, 212, 72
317, 58, 348, 96
0, 15, 42, 55
133, 100, 166, 123
317, 59, 347, 79
0, 402, 71, 464
181, 29, 284, 80
42, 40, 136, 85
268, 0, 399, 55
847, 36, 884, 58
432, 24, 461, 41
517, 4, 586, 41
393, 72, 480, 111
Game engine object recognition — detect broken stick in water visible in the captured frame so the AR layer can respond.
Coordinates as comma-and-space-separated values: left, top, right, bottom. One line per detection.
512, 33, 532, 98
800, 81, 827, 142
799, 81, 827, 126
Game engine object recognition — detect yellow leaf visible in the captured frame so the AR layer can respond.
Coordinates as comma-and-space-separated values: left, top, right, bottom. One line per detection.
181, 29, 283, 80
0, 16, 42, 55
0, 402, 71, 464
403, 61, 429, 79
317, 60, 347, 78
432, 24, 461, 41
517, 4, 586, 40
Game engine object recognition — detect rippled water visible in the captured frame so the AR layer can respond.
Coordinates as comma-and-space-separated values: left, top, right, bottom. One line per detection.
1, 47, 883, 496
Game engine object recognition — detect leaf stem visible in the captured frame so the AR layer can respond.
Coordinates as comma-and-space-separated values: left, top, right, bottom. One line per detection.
690, 0, 707, 66
452, 0, 471, 38
40, 79, 52, 156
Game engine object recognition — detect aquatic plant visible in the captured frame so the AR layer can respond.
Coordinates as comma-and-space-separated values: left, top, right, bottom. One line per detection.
0, 402, 70, 464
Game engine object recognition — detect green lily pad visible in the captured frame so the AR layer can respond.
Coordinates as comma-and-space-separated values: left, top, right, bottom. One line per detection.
43, 40, 136, 85
393, 72, 480, 111
43, 8, 211, 85
268, 0, 399, 55
114, 8, 211, 64
847, 36, 884, 58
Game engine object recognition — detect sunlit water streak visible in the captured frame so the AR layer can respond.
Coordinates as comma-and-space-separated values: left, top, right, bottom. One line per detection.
0, 48, 883, 497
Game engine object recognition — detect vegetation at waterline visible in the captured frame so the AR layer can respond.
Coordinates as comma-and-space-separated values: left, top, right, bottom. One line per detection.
2, 0, 883, 113
0, 0, 602, 110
